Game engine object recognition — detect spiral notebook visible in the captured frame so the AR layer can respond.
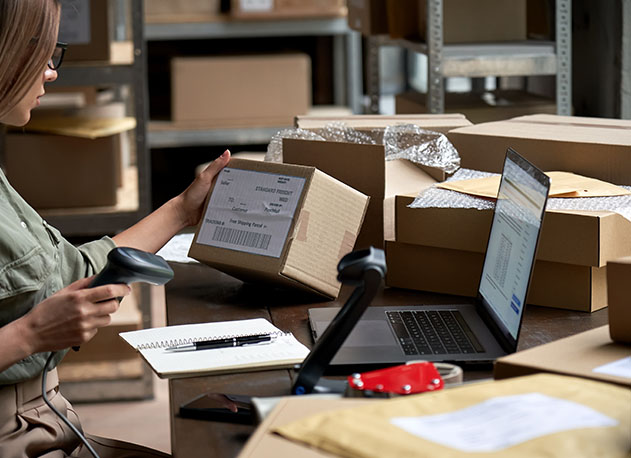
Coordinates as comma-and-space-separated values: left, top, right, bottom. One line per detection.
119, 318, 310, 379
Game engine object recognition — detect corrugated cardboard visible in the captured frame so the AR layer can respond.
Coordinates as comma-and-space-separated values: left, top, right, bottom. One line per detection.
230, 0, 345, 19
189, 159, 369, 299
494, 326, 631, 388
449, 114, 631, 185
385, 240, 608, 312
396, 90, 557, 124
145, 0, 224, 23
395, 194, 631, 268
347, 0, 389, 35
387, 0, 527, 43
282, 140, 436, 250
58, 0, 111, 62
606, 257, 631, 343
171, 54, 311, 127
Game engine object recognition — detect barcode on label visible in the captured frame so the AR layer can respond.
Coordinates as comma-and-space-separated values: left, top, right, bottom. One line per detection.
212, 226, 272, 250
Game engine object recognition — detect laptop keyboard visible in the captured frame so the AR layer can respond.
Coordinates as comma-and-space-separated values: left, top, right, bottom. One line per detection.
386, 310, 486, 356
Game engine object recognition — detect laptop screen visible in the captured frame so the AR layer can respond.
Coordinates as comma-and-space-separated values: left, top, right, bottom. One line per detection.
478, 149, 550, 344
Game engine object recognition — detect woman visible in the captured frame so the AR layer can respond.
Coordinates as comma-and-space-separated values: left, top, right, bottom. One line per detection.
0, 1, 230, 456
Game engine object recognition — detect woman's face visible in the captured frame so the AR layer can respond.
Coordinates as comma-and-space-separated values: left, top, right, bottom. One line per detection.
0, 65, 58, 127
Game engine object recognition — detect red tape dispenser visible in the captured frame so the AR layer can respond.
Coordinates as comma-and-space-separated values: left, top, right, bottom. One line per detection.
345, 361, 444, 398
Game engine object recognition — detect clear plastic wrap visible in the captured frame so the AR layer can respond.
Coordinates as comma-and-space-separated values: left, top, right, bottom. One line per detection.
265, 122, 461, 175
410, 169, 631, 222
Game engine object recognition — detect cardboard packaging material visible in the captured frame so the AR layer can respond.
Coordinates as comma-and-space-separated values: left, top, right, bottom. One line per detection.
171, 54, 311, 128
395, 194, 631, 268
58, 0, 111, 62
395, 90, 557, 124
606, 257, 631, 343
145, 0, 224, 23
230, 0, 346, 19
494, 326, 631, 388
387, 0, 527, 43
347, 0, 389, 36
188, 159, 369, 299
385, 240, 608, 312
449, 114, 631, 185
282, 140, 437, 250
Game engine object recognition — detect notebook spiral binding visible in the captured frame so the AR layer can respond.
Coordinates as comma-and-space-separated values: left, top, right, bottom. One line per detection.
136, 330, 291, 350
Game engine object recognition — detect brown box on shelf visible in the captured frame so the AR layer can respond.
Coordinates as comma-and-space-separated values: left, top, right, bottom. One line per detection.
58, 0, 111, 62
188, 159, 369, 299
606, 257, 631, 343
282, 140, 437, 250
230, 0, 346, 19
395, 90, 557, 124
449, 114, 631, 186
145, 0, 224, 23
171, 54, 311, 128
387, 0, 527, 43
347, 0, 389, 35
385, 240, 608, 312
494, 326, 631, 388
395, 194, 631, 268
4, 117, 136, 209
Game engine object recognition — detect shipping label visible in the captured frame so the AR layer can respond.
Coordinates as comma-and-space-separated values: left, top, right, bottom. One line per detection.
197, 167, 306, 258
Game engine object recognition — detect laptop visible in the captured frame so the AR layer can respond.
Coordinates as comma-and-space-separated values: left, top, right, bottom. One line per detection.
308, 148, 551, 370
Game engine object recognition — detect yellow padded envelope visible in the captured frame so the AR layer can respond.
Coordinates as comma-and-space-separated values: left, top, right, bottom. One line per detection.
275, 374, 631, 458
437, 171, 631, 199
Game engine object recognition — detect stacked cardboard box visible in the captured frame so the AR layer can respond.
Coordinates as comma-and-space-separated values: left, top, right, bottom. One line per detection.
386, 114, 631, 312
230, 0, 346, 19
284, 114, 472, 249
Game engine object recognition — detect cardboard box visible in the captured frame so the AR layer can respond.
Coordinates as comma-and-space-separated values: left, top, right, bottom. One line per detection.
395, 90, 557, 124
171, 54, 311, 127
230, 0, 346, 19
188, 159, 369, 299
387, 0, 527, 43
395, 194, 631, 268
606, 257, 631, 343
347, 0, 389, 36
385, 240, 608, 312
494, 326, 631, 388
449, 114, 631, 185
145, 0, 224, 23
282, 139, 437, 250
58, 0, 111, 62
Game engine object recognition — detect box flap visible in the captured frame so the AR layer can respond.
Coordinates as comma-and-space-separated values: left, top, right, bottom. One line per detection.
295, 114, 472, 133
282, 169, 369, 298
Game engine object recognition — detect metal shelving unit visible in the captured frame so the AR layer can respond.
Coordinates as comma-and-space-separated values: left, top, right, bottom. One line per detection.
144, 17, 362, 149
40, 0, 150, 236
366, 0, 572, 115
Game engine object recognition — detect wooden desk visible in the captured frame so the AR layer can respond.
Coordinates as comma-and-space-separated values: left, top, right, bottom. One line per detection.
165, 263, 609, 458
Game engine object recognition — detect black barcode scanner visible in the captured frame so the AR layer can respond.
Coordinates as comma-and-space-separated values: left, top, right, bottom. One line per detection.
44, 247, 174, 458
89, 247, 174, 288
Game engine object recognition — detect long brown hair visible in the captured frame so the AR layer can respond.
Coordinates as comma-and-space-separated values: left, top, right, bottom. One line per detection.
0, 0, 60, 119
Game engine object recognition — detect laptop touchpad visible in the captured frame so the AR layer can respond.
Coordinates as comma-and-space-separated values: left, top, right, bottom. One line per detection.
315, 320, 393, 347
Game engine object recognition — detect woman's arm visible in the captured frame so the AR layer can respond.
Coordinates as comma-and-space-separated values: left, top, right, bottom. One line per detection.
112, 150, 230, 252
0, 277, 131, 373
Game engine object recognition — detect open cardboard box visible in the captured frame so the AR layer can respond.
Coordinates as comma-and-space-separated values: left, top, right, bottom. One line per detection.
385, 240, 608, 312
188, 159, 369, 299
449, 114, 631, 185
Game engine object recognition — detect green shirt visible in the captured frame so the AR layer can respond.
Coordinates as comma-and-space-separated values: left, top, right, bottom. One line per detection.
0, 168, 116, 384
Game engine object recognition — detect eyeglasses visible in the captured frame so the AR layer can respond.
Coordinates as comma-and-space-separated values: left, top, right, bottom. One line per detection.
48, 42, 67, 71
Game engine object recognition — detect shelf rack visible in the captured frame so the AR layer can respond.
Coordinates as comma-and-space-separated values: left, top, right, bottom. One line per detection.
144, 17, 362, 149
366, 0, 572, 115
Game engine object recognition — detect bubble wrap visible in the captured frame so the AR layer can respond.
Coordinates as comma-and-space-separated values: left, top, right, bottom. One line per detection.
265, 122, 461, 175
383, 124, 461, 174
410, 168, 631, 222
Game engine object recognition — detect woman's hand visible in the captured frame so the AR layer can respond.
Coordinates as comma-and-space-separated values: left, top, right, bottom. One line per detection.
16, 276, 131, 354
174, 149, 231, 228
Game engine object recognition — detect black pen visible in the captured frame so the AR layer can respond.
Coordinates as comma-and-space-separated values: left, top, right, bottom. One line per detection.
165, 334, 274, 352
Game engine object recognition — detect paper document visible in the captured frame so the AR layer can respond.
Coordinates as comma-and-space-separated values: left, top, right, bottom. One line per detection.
438, 171, 631, 199
390, 393, 618, 453
593, 357, 631, 379
120, 318, 309, 379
